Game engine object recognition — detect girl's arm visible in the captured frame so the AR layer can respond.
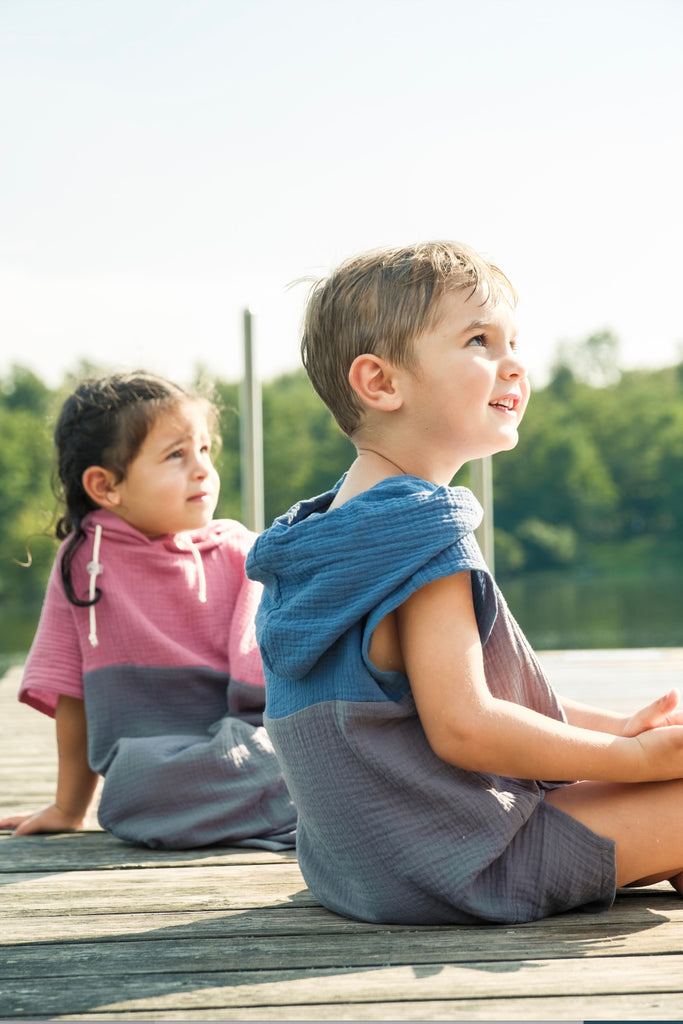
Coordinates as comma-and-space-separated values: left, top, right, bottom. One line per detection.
0, 695, 98, 836
396, 571, 683, 784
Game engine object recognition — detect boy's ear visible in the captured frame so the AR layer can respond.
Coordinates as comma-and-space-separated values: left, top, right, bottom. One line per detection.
81, 466, 122, 509
348, 354, 403, 412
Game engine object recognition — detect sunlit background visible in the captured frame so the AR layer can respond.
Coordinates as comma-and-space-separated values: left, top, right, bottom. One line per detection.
2, 0, 683, 660
2, 0, 682, 388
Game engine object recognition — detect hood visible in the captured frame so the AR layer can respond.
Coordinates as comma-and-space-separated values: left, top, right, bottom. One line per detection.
76, 509, 225, 647
246, 477, 485, 681
81, 508, 229, 554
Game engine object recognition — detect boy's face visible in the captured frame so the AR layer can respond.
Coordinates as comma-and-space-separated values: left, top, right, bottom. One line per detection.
107, 402, 220, 537
401, 286, 529, 478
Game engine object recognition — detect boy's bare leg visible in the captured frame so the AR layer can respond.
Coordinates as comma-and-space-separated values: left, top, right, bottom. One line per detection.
546, 779, 683, 893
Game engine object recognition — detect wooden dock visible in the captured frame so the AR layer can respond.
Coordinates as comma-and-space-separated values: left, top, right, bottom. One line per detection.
3, 650, 683, 1021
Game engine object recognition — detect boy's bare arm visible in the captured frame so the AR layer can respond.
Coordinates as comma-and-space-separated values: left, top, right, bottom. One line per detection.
0, 695, 98, 836
396, 571, 683, 785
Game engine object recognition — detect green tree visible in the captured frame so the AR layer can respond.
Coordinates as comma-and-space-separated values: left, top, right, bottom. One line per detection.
211, 379, 243, 522
549, 330, 621, 389
213, 370, 353, 527
0, 403, 57, 610
262, 371, 353, 524
586, 367, 681, 537
493, 381, 618, 570
1, 364, 52, 417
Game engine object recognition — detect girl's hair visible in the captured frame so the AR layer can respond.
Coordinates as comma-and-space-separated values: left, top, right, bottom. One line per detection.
301, 240, 516, 436
54, 371, 217, 608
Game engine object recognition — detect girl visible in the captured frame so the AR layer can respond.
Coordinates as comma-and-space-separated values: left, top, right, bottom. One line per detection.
246, 241, 683, 924
0, 371, 296, 850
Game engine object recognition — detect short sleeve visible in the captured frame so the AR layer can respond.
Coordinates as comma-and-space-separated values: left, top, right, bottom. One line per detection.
228, 568, 265, 689
19, 552, 84, 718
223, 530, 266, 719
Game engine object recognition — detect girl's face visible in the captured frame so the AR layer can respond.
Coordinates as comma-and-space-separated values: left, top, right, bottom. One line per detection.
107, 402, 220, 537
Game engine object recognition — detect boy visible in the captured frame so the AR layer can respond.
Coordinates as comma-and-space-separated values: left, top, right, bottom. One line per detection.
246, 241, 683, 924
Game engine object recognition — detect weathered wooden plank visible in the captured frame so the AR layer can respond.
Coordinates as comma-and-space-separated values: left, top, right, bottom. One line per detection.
0, 779, 55, 795
4, 953, 683, 1017
1, 907, 362, 946
0, 668, 63, 817
2, 863, 677, 921
44, 992, 683, 1021
0, 752, 55, 763
4, 660, 683, 1023
0, 863, 314, 915
3, 889, 678, 946
537, 648, 683, 712
4, 903, 683, 976
0, 831, 295, 872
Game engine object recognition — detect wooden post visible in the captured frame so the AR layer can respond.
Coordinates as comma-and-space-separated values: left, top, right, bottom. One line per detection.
470, 456, 495, 575
240, 308, 264, 533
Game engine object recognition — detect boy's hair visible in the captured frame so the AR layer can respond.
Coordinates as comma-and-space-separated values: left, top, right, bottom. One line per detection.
54, 371, 219, 607
301, 240, 516, 436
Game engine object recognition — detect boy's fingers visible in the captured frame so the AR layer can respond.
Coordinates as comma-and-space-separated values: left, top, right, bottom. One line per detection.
630, 691, 683, 733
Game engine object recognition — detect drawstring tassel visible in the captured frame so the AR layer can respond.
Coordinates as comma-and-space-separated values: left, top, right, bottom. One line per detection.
86, 524, 103, 647
177, 534, 207, 603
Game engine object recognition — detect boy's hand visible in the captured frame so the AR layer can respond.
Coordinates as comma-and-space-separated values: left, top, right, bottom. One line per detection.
622, 688, 683, 738
0, 804, 88, 836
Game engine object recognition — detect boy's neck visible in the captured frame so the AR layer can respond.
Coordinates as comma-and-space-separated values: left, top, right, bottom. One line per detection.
356, 447, 408, 476
328, 447, 410, 511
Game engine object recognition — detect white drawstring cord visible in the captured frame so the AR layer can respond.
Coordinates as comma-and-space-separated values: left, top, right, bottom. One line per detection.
177, 534, 207, 603
86, 523, 103, 647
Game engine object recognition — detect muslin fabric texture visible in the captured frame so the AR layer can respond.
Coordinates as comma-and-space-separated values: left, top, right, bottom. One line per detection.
246, 478, 616, 923
20, 509, 296, 850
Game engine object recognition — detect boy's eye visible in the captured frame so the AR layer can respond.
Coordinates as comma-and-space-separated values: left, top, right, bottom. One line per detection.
467, 334, 486, 347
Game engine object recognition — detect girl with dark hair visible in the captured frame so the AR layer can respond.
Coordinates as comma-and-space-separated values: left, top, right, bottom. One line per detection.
0, 372, 296, 851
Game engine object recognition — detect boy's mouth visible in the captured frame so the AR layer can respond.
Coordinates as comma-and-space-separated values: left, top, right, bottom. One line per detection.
489, 395, 519, 413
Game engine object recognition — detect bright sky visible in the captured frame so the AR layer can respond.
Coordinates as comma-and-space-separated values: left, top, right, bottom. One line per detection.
2, 0, 682, 390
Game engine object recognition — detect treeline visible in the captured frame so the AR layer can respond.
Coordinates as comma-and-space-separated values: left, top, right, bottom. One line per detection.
2, 332, 683, 625
493, 334, 683, 577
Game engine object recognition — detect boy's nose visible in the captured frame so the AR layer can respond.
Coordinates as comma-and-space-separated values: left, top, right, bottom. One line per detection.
503, 350, 527, 380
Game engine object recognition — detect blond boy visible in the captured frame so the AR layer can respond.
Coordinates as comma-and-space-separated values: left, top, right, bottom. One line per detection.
246, 241, 683, 924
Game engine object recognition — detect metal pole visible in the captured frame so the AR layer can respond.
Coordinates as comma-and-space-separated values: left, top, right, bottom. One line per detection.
240, 308, 264, 533
470, 456, 495, 575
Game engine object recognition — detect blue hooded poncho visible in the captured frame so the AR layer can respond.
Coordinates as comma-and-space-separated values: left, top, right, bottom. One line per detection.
246, 477, 615, 924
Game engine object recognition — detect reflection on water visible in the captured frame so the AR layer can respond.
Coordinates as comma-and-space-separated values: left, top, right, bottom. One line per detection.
1, 571, 682, 674
502, 571, 683, 650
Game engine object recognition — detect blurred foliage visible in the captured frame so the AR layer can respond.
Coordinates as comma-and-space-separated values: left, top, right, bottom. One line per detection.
2, 329, 683, 641
0, 369, 59, 611
493, 331, 683, 573
261, 370, 354, 524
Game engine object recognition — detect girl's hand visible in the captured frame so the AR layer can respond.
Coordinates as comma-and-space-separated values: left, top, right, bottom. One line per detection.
622, 688, 683, 738
0, 803, 88, 836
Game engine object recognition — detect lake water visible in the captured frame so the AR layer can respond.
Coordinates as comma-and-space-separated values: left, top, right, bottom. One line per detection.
502, 570, 683, 650
1, 569, 682, 677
